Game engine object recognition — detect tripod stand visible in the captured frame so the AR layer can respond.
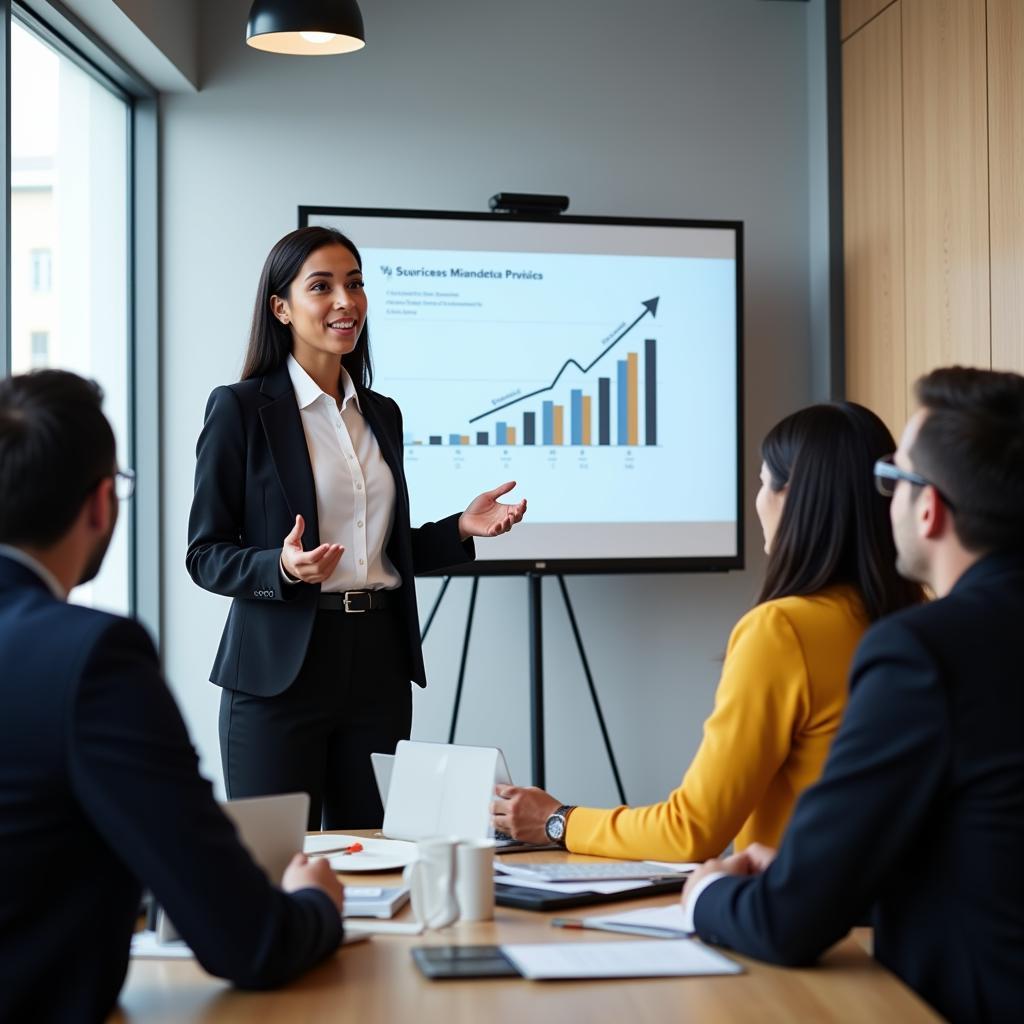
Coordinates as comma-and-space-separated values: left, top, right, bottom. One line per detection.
419, 573, 627, 803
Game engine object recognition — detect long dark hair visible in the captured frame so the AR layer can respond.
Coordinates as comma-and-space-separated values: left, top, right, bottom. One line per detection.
757, 401, 923, 622
241, 226, 373, 387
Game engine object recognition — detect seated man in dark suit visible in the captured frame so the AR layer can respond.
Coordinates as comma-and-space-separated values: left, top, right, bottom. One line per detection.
0, 370, 345, 1023
682, 366, 1024, 1023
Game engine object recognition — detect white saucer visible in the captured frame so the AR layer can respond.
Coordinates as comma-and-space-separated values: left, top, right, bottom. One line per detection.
304, 833, 416, 872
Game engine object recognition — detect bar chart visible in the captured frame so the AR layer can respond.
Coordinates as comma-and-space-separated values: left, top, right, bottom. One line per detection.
412, 337, 657, 448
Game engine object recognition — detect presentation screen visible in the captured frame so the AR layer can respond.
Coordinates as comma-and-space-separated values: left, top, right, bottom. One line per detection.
300, 206, 743, 575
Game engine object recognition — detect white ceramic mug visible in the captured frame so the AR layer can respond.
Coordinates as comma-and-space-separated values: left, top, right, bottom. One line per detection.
403, 838, 459, 929
454, 839, 495, 922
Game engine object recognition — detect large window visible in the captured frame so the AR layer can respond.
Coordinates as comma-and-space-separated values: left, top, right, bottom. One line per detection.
8, 13, 131, 613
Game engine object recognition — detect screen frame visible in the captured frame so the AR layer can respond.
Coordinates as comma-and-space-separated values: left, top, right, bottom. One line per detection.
299, 205, 745, 576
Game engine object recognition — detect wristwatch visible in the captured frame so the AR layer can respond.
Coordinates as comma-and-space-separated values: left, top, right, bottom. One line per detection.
544, 804, 576, 848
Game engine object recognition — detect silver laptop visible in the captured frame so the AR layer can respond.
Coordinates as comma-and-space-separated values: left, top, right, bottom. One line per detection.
372, 741, 553, 852
156, 791, 309, 941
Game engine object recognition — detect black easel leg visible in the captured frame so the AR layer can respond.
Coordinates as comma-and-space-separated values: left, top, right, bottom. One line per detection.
557, 575, 627, 805
447, 577, 479, 743
419, 576, 452, 643
529, 573, 545, 788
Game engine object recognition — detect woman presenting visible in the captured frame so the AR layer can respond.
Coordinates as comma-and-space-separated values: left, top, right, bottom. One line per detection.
187, 226, 526, 830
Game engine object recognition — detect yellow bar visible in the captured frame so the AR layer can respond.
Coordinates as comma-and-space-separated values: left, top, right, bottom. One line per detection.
627, 352, 639, 446
507, 427, 516, 446
581, 395, 592, 446
460, 435, 470, 445
553, 405, 564, 445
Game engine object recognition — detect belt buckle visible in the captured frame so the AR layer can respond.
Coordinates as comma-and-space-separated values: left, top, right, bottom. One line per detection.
343, 591, 368, 614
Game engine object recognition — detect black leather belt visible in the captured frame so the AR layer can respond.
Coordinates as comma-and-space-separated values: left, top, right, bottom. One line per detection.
318, 590, 390, 613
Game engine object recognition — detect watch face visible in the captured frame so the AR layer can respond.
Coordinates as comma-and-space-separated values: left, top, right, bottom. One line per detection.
546, 813, 566, 841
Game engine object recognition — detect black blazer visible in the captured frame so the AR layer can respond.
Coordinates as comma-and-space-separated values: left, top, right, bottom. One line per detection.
0, 555, 343, 1023
186, 365, 474, 697
694, 552, 1024, 1023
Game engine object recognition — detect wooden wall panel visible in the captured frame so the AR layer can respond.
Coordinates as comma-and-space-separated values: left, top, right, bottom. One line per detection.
842, 0, 899, 42
842, 4, 906, 437
902, 0, 990, 399
988, 0, 1024, 374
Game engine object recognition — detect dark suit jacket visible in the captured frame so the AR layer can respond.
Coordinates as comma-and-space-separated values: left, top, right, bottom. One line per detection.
0, 555, 343, 1023
186, 365, 474, 697
694, 552, 1024, 1023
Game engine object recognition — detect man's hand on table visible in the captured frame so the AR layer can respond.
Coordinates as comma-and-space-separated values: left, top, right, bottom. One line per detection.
681, 842, 778, 918
283, 852, 345, 914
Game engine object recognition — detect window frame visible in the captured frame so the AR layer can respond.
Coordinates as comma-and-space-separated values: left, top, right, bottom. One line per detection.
1, 0, 160, 641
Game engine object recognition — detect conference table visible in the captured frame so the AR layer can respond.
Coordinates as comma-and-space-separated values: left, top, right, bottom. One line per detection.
114, 834, 940, 1023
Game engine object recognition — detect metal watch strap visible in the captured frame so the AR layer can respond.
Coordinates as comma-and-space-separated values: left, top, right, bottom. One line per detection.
550, 804, 575, 848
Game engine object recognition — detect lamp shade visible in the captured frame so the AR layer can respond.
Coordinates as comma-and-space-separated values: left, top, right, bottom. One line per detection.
246, 0, 365, 55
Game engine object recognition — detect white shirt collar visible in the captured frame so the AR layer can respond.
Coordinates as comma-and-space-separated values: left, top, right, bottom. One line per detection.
0, 544, 67, 600
286, 354, 361, 414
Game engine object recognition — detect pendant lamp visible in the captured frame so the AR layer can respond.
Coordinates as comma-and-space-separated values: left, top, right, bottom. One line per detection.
246, 0, 365, 55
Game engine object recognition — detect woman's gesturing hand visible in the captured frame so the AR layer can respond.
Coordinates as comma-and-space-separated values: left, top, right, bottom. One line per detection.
280, 514, 344, 584
458, 481, 527, 540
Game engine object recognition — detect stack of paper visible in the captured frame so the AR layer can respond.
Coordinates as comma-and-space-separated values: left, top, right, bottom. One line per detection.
500, 939, 742, 979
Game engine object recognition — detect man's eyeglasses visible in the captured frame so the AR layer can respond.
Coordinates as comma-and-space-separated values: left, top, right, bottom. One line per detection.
114, 469, 136, 501
873, 456, 956, 512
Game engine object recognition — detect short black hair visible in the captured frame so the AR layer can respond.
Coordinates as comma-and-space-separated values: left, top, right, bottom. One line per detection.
0, 370, 116, 546
758, 401, 923, 621
911, 367, 1024, 554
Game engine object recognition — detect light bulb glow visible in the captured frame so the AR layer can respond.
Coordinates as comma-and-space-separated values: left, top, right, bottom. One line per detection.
299, 31, 337, 44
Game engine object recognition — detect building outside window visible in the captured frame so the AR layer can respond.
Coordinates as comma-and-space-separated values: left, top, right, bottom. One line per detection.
30, 247, 51, 291
29, 329, 48, 367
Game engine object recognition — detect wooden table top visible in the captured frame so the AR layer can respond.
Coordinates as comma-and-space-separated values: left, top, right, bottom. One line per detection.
113, 835, 940, 1023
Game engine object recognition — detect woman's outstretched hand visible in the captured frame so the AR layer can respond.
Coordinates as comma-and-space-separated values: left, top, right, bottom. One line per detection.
458, 481, 527, 540
280, 514, 344, 583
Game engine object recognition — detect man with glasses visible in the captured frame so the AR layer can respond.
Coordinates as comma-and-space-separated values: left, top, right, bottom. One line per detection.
682, 367, 1024, 1023
0, 371, 345, 1022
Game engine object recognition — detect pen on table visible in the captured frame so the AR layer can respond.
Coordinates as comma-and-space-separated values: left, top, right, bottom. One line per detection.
310, 842, 363, 858
551, 917, 690, 939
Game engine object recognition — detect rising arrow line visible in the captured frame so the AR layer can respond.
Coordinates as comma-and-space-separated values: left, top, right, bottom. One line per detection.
468, 296, 660, 424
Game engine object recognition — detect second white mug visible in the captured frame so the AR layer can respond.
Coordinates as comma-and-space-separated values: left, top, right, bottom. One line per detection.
454, 839, 496, 922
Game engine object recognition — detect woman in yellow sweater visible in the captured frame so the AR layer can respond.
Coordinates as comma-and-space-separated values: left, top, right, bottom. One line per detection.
492, 402, 923, 861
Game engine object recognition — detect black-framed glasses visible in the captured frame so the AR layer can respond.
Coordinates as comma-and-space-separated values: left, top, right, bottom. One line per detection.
114, 468, 136, 501
873, 456, 956, 511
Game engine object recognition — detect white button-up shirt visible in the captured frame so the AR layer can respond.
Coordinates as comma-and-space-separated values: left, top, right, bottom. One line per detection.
287, 355, 401, 593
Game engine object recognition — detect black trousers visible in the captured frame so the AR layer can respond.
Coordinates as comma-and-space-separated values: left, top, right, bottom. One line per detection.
219, 605, 413, 830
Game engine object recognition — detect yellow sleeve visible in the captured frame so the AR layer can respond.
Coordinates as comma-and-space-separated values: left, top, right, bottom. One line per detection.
566, 603, 809, 861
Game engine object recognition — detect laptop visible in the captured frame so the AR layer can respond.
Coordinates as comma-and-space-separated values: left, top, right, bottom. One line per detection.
373, 741, 554, 852
155, 791, 309, 942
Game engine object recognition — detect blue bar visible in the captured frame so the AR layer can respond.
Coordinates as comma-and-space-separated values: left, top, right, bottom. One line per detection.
542, 401, 554, 445
429, 436, 443, 446
496, 422, 508, 445
476, 431, 489, 445
617, 360, 628, 445
523, 411, 536, 445
448, 434, 462, 446
570, 390, 583, 446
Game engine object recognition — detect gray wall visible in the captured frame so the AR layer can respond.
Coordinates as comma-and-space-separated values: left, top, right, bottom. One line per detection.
160, 0, 822, 807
